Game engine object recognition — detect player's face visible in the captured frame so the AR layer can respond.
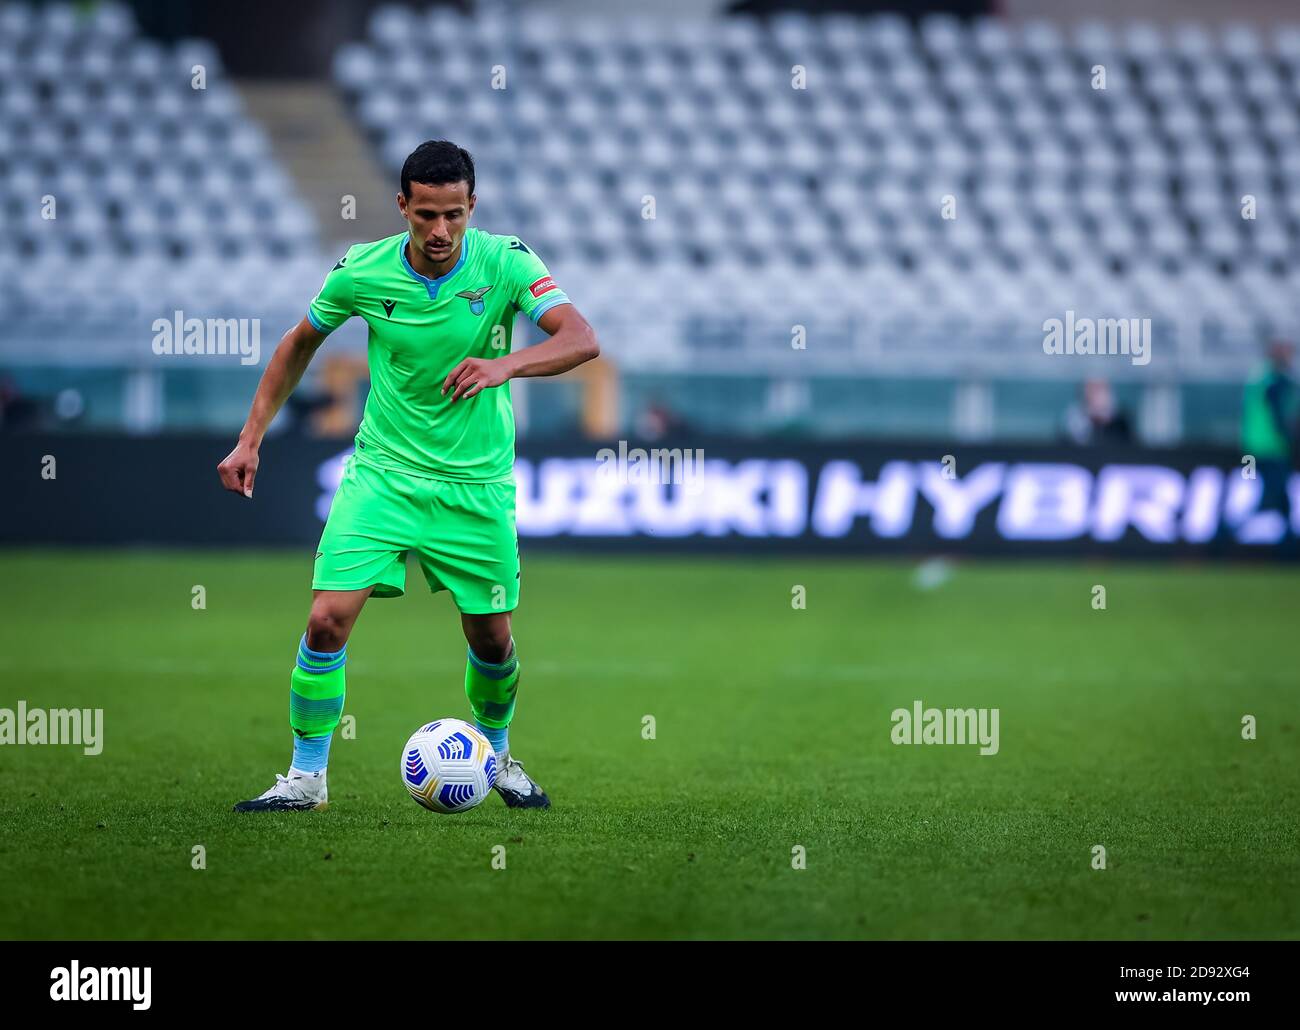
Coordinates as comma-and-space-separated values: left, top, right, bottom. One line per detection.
398, 181, 475, 262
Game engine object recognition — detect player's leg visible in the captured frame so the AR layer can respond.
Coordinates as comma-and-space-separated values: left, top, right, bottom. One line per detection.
233, 588, 372, 812
1260, 458, 1298, 558
418, 479, 549, 808
461, 610, 548, 809
235, 453, 414, 812
1281, 464, 1297, 558
289, 587, 372, 769
461, 608, 518, 753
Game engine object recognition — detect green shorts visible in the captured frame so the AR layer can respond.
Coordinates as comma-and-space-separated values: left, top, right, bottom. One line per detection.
313, 454, 519, 613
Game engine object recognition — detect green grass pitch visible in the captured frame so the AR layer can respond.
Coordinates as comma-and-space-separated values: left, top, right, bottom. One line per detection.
0, 549, 1297, 940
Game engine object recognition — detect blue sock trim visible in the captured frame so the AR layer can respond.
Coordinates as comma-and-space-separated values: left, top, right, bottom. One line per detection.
299, 634, 347, 661
298, 634, 347, 672
477, 722, 509, 755
291, 733, 331, 773
298, 654, 346, 673
467, 639, 517, 680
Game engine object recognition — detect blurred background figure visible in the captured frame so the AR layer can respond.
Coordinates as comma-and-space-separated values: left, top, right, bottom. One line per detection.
0, 374, 36, 432
635, 396, 690, 442
1241, 339, 1298, 525
1063, 378, 1132, 446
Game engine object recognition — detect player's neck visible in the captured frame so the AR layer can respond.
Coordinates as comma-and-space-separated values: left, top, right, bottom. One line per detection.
406, 236, 462, 280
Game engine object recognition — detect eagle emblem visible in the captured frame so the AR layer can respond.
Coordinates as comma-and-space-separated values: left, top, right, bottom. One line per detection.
455, 284, 494, 316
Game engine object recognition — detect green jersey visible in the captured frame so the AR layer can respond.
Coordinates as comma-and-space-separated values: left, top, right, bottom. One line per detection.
307, 228, 570, 482
1241, 363, 1298, 460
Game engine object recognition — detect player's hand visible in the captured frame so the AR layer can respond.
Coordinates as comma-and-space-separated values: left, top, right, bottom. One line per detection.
217, 441, 259, 499
442, 357, 511, 402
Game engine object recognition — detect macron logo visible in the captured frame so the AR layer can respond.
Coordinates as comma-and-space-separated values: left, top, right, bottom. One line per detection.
528, 275, 556, 298
50, 962, 151, 1010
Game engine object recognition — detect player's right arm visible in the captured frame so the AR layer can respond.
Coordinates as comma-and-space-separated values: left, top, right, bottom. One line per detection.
216, 317, 327, 498
218, 252, 355, 498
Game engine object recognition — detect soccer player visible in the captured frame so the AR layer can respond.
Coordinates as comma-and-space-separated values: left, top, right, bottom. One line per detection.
1241, 339, 1298, 549
217, 141, 599, 811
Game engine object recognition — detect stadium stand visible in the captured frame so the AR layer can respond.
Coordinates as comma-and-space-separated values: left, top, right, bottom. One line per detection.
0, 3, 321, 334
333, 5, 1300, 439
336, 7, 1300, 339
0, 2, 338, 429
2, 2, 1299, 439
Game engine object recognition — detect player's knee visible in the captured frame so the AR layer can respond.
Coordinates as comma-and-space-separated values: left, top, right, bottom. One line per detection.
305, 604, 351, 652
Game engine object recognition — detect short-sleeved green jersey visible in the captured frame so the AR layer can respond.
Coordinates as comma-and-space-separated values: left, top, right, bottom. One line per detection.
307, 228, 570, 482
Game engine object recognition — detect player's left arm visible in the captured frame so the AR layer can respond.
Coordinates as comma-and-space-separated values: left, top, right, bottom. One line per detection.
443, 303, 600, 402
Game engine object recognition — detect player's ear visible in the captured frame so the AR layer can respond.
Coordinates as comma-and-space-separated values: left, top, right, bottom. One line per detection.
397, 192, 408, 217
467, 194, 476, 218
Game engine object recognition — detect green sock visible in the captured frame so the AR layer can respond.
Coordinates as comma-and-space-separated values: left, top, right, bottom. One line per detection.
290, 635, 347, 765
465, 640, 519, 750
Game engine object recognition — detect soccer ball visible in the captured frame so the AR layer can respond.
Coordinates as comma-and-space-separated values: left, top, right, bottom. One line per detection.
401, 718, 498, 813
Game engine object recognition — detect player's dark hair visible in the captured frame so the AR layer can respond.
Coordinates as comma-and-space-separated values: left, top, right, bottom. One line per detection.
401, 140, 475, 199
